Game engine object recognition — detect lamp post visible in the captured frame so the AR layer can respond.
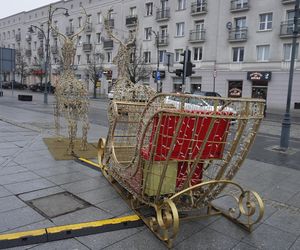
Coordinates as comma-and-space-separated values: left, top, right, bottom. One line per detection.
280, 0, 299, 150
152, 30, 160, 93
29, 4, 69, 104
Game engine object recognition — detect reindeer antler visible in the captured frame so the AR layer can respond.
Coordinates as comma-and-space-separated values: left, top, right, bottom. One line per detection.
104, 8, 123, 45
69, 7, 88, 40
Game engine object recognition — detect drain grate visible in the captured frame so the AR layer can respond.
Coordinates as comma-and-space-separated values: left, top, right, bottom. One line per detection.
27, 192, 90, 218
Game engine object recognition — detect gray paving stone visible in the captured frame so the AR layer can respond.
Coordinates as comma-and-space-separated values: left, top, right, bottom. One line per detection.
4, 178, 56, 194
18, 186, 64, 201
61, 177, 108, 194
14, 153, 44, 165
0, 165, 28, 175
46, 172, 91, 185
0, 186, 11, 198
0, 142, 19, 149
0, 206, 45, 233
32, 165, 77, 178
232, 242, 258, 250
95, 197, 131, 217
286, 191, 300, 208
51, 206, 112, 226
242, 223, 297, 250
104, 228, 166, 250
29, 238, 90, 250
6, 219, 55, 233
174, 227, 239, 250
290, 237, 300, 250
265, 208, 300, 236
22, 161, 65, 171
76, 227, 144, 250
76, 185, 119, 205
0, 195, 27, 213
0, 171, 41, 185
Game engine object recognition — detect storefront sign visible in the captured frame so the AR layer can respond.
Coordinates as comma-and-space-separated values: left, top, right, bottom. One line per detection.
247, 71, 272, 81
228, 81, 243, 98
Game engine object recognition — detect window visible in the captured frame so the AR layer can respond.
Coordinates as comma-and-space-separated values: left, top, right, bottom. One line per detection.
78, 17, 82, 27
175, 49, 183, 62
86, 34, 91, 43
283, 43, 299, 61
107, 52, 112, 63
177, 0, 186, 10
145, 2, 153, 16
176, 22, 184, 36
96, 33, 101, 43
86, 54, 90, 63
130, 7, 137, 16
97, 12, 102, 24
259, 13, 272, 31
159, 50, 166, 63
193, 47, 203, 61
77, 55, 81, 64
144, 51, 151, 63
77, 36, 82, 45
144, 27, 152, 40
256, 45, 270, 61
233, 47, 244, 62
235, 0, 248, 9
34, 41, 37, 50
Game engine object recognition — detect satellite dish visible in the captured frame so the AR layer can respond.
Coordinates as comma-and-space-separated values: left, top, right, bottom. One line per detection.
226, 22, 232, 30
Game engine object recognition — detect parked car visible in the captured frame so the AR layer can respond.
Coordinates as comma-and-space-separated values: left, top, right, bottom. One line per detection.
193, 91, 222, 97
2, 81, 27, 89
29, 82, 55, 93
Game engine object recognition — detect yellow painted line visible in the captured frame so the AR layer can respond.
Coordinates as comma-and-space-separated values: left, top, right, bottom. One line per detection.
47, 215, 140, 234
0, 229, 46, 241
78, 157, 100, 168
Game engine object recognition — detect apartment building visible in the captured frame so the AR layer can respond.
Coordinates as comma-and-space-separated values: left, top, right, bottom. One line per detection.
0, 0, 299, 114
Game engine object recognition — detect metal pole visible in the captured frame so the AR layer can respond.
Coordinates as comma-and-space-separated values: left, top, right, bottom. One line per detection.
182, 47, 188, 92
155, 31, 160, 93
280, 0, 299, 150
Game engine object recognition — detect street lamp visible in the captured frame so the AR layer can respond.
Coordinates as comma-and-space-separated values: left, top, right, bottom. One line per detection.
29, 5, 69, 104
280, 0, 299, 150
152, 30, 161, 93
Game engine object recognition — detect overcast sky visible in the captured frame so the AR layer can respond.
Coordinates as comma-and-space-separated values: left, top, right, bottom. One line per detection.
0, 0, 60, 19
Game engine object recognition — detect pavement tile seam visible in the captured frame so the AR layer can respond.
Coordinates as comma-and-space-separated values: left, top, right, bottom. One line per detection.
73, 238, 93, 250
289, 236, 300, 250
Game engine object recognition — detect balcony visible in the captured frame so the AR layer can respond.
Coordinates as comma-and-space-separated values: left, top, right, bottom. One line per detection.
191, 1, 207, 15
37, 47, 44, 57
66, 26, 74, 36
83, 43, 92, 52
51, 46, 58, 54
228, 28, 248, 42
156, 8, 170, 21
85, 23, 93, 32
282, 0, 295, 4
104, 19, 114, 29
15, 33, 21, 41
15, 50, 21, 58
230, 0, 249, 12
157, 34, 169, 46
279, 21, 300, 38
189, 30, 206, 42
103, 39, 113, 50
25, 49, 32, 57
25, 34, 32, 41
126, 15, 138, 27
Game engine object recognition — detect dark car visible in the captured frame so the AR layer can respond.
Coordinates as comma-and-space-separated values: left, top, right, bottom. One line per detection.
2, 81, 27, 89
29, 82, 55, 93
193, 91, 221, 97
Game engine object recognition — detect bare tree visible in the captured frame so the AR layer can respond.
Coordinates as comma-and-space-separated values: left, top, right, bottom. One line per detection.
127, 44, 151, 84
15, 50, 30, 85
85, 51, 104, 98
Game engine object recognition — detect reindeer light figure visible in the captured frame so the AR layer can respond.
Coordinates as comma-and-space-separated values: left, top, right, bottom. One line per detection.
52, 10, 90, 155
104, 9, 156, 101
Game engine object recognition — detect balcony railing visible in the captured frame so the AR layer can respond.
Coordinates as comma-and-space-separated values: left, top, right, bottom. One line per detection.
191, 1, 207, 15
126, 15, 138, 27
104, 19, 114, 29
230, 0, 249, 12
51, 46, 58, 54
279, 20, 300, 37
282, 0, 295, 4
15, 33, 21, 41
157, 34, 169, 46
103, 39, 114, 49
38, 31, 45, 39
228, 28, 248, 42
66, 26, 74, 36
85, 23, 93, 32
156, 8, 170, 21
189, 30, 206, 42
25, 49, 32, 57
83, 43, 92, 51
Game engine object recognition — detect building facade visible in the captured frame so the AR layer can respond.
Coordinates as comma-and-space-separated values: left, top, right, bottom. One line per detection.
0, 0, 299, 114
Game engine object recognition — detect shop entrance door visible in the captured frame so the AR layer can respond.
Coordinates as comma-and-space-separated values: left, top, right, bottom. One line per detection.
252, 85, 268, 115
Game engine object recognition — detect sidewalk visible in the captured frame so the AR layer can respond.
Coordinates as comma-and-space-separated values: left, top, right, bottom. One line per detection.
0, 91, 300, 249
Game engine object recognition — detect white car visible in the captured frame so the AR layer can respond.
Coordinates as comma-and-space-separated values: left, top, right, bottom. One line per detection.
108, 91, 114, 100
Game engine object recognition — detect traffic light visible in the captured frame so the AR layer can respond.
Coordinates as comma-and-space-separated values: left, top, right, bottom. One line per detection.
186, 49, 195, 77
179, 50, 186, 77
175, 69, 183, 77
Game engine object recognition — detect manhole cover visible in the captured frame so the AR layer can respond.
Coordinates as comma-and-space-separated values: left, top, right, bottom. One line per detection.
27, 192, 90, 218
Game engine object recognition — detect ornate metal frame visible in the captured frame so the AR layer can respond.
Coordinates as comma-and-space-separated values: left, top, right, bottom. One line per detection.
98, 93, 265, 247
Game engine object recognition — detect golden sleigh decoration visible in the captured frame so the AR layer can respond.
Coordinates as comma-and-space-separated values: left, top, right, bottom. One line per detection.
98, 93, 265, 247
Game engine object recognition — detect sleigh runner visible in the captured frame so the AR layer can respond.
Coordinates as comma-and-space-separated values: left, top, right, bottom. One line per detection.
98, 93, 265, 247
